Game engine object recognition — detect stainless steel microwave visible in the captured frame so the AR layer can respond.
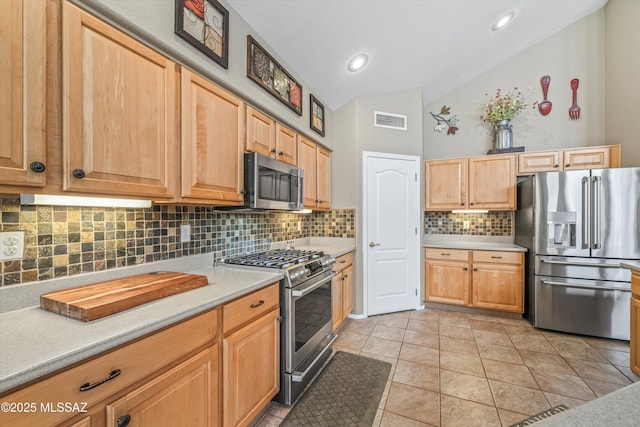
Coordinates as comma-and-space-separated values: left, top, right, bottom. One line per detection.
244, 152, 304, 210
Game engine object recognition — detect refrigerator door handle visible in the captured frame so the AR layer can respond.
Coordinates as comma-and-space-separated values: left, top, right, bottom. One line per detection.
591, 176, 601, 249
539, 259, 620, 268
540, 280, 630, 292
581, 176, 591, 249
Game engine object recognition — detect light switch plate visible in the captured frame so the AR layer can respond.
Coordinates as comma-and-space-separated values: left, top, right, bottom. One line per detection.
0, 231, 25, 260
463, 221, 470, 229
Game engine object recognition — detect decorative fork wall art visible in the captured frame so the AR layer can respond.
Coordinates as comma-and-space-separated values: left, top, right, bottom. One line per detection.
569, 78, 581, 120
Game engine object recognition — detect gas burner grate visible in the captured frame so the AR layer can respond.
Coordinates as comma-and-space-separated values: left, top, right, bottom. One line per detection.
224, 249, 324, 269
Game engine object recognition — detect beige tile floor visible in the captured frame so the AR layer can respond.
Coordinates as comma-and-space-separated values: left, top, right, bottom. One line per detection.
256, 308, 639, 426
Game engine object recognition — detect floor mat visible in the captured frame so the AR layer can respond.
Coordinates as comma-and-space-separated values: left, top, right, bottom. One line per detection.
281, 351, 391, 426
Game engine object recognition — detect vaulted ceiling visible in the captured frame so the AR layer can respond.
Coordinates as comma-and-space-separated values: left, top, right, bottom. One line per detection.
227, 0, 608, 110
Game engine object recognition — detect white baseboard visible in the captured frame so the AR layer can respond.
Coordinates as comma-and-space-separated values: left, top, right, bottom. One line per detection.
347, 313, 367, 320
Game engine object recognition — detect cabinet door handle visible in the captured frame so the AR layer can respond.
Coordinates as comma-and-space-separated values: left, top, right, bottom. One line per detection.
29, 161, 46, 173
117, 414, 131, 427
72, 169, 86, 179
250, 300, 265, 308
79, 369, 121, 392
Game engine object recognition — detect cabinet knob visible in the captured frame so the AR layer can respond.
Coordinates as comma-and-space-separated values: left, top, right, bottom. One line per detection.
278, 151, 284, 156
473, 268, 478, 272
270, 148, 277, 153
29, 161, 46, 173
469, 202, 474, 206
72, 169, 86, 179
343, 274, 348, 279
463, 267, 469, 271
553, 164, 559, 168
460, 203, 464, 206
565, 164, 570, 167
117, 415, 131, 427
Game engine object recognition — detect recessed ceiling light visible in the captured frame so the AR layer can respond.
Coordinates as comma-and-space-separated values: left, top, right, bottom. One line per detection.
347, 53, 368, 72
492, 11, 515, 31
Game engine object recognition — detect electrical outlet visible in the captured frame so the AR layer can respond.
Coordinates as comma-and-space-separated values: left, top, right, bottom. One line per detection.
180, 224, 191, 243
297, 221, 301, 232
463, 221, 470, 229
0, 231, 25, 260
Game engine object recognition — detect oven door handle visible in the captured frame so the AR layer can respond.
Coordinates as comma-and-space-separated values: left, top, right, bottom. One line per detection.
291, 271, 337, 297
292, 334, 338, 382
540, 280, 630, 292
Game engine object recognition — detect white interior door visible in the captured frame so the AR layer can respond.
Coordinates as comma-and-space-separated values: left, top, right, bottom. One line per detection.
364, 152, 420, 316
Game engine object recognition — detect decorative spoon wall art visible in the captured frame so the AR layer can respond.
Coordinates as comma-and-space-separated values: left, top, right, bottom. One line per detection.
538, 75, 552, 116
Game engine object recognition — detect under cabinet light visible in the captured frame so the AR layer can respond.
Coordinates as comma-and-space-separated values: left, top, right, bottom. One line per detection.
20, 194, 152, 208
451, 209, 489, 214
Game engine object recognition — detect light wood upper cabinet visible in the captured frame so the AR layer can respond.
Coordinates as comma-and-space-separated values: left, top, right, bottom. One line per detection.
246, 106, 298, 166
425, 154, 515, 211
563, 145, 618, 170
468, 154, 515, 210
517, 145, 621, 175
298, 137, 317, 207
316, 146, 332, 210
424, 159, 467, 210
62, 2, 176, 198
181, 67, 244, 205
517, 150, 562, 175
0, 0, 47, 187
245, 106, 275, 157
298, 136, 332, 209
275, 123, 298, 166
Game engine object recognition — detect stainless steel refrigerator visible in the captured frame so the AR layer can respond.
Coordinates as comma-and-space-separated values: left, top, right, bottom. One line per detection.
516, 167, 640, 340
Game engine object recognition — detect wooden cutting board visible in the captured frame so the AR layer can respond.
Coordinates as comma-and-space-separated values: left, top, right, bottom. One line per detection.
40, 271, 209, 321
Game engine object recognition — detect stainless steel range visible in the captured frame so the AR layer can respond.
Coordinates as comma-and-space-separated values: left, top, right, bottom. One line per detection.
224, 249, 336, 405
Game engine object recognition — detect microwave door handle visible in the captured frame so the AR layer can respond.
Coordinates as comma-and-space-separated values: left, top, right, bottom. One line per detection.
298, 173, 304, 209
581, 176, 590, 249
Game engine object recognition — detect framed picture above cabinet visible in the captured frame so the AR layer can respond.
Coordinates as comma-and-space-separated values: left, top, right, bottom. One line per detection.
175, 0, 229, 69
310, 94, 325, 136
247, 35, 303, 116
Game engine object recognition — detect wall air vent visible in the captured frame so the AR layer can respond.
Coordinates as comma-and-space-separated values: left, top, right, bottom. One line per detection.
374, 111, 407, 130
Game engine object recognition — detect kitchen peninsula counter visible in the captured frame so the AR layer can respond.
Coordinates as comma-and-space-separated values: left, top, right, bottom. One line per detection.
424, 234, 527, 252
0, 253, 282, 394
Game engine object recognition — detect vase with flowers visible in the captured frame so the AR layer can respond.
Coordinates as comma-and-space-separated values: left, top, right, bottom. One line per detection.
480, 87, 529, 150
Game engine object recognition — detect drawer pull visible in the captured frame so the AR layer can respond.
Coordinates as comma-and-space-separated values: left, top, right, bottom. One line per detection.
79, 369, 121, 392
117, 414, 131, 427
250, 300, 265, 309
340, 260, 346, 263
440, 253, 451, 256
491, 256, 503, 259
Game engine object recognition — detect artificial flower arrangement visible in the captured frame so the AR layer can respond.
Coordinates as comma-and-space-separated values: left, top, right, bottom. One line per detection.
480, 87, 529, 124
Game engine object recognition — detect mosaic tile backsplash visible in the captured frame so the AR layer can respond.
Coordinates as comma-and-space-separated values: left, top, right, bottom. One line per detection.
424, 211, 512, 236
0, 198, 355, 286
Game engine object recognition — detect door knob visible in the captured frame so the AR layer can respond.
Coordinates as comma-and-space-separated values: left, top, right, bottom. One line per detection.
369, 242, 380, 247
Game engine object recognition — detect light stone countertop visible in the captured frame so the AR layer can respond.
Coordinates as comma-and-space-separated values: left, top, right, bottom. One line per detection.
0, 265, 282, 394
621, 262, 640, 273
0, 237, 355, 395
534, 381, 640, 426
423, 234, 527, 252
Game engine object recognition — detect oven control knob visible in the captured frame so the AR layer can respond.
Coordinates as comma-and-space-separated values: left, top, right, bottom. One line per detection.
322, 257, 335, 267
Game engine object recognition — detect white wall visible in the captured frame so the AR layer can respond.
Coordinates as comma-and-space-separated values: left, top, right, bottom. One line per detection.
423, 10, 606, 160
604, 0, 640, 167
333, 87, 424, 315
76, 0, 333, 148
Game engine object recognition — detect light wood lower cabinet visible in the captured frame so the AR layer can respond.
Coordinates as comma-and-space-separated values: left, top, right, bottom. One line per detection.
222, 283, 280, 427
106, 346, 218, 427
425, 248, 524, 313
332, 252, 354, 330
0, 309, 219, 427
631, 272, 640, 377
